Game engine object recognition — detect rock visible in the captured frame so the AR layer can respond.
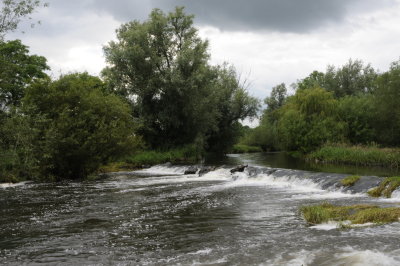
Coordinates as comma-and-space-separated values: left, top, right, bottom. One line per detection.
141, 165, 151, 169
230, 164, 248, 174
198, 166, 217, 176
184, 166, 198, 175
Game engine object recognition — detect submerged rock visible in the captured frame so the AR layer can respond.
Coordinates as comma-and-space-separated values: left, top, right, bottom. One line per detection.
184, 166, 198, 175
230, 164, 248, 174
198, 166, 217, 176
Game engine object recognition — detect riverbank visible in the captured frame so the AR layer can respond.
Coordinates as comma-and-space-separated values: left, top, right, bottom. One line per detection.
97, 146, 199, 175
307, 144, 400, 168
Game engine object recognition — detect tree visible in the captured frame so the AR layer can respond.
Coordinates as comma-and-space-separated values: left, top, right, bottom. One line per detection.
373, 60, 400, 146
22, 73, 139, 179
295, 71, 325, 91
294, 59, 377, 98
103, 7, 258, 152
325, 59, 377, 97
338, 95, 376, 144
277, 87, 345, 152
0, 39, 48, 110
0, 0, 47, 40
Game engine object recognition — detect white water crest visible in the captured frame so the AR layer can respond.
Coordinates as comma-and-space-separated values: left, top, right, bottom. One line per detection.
0, 181, 30, 189
332, 247, 400, 266
124, 165, 368, 200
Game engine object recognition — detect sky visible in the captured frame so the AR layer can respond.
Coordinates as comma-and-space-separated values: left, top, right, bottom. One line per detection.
7, 0, 400, 103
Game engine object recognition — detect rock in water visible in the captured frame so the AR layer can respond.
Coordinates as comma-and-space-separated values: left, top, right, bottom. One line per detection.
184, 166, 198, 175
230, 165, 248, 174
198, 166, 217, 176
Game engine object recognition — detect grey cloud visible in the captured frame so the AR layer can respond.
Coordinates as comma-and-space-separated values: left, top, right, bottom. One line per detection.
155, 0, 398, 32
37, 0, 398, 33
155, 0, 350, 32
84, 0, 396, 33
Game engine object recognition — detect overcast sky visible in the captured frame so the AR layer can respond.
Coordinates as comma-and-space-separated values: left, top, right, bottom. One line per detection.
7, 0, 400, 102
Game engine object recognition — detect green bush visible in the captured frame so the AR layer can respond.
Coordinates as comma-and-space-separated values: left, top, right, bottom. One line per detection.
22, 73, 140, 180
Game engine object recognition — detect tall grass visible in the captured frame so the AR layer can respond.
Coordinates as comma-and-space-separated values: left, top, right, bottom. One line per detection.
368, 176, 400, 198
300, 203, 400, 226
308, 143, 400, 168
98, 145, 200, 173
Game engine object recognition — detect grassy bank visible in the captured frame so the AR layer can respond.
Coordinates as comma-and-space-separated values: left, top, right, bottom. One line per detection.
300, 202, 400, 226
232, 144, 263, 154
98, 146, 200, 173
308, 144, 400, 168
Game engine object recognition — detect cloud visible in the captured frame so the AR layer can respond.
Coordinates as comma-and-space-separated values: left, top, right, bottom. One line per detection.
90, 0, 397, 33
7, 0, 400, 104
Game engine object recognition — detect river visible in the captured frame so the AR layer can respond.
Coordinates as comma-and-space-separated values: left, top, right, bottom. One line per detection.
1, 153, 400, 265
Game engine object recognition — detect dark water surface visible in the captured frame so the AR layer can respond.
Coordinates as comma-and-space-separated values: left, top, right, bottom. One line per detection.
1, 153, 400, 265
214, 152, 400, 177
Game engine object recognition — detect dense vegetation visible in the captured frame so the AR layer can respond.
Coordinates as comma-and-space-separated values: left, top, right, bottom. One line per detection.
0, 7, 258, 182
240, 59, 400, 166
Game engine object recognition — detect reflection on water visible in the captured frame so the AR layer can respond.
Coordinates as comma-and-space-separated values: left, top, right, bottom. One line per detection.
209, 152, 400, 177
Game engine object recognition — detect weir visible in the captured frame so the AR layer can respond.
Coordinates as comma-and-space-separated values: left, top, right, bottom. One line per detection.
2, 158, 400, 265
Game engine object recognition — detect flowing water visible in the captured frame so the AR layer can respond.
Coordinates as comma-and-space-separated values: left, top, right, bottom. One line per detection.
1, 153, 400, 265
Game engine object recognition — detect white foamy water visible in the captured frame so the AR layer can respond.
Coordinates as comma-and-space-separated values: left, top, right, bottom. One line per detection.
0, 181, 30, 189
115, 165, 368, 201
333, 247, 400, 266
133, 165, 188, 175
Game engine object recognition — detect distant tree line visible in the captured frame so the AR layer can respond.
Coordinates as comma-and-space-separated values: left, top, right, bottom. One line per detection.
241, 59, 400, 153
0, 7, 259, 181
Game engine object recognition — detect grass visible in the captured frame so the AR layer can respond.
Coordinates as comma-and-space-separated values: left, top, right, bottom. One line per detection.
97, 145, 200, 173
340, 175, 361, 186
300, 203, 400, 226
232, 144, 263, 154
367, 176, 400, 198
308, 143, 400, 168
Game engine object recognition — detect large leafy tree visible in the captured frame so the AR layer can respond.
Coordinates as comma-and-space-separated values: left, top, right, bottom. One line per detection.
373, 60, 400, 146
103, 7, 258, 152
22, 73, 139, 179
277, 87, 345, 152
0, 39, 48, 110
295, 59, 377, 98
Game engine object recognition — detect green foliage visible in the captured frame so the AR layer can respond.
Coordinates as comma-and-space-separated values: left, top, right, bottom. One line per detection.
264, 83, 287, 122
373, 60, 400, 146
0, 109, 39, 181
102, 7, 258, 154
277, 87, 345, 152
309, 144, 400, 168
0, 0, 48, 39
300, 203, 399, 226
340, 175, 361, 186
338, 95, 376, 144
368, 176, 400, 198
295, 59, 377, 97
0, 40, 49, 108
21, 73, 140, 180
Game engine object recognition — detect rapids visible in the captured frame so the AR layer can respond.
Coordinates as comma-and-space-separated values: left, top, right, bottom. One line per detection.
1, 153, 400, 265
